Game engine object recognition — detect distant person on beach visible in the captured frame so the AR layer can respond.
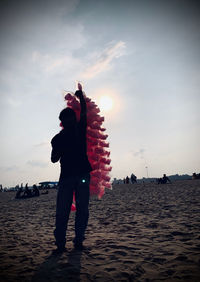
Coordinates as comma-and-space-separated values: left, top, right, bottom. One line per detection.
157, 174, 171, 184
15, 186, 23, 199
51, 84, 92, 252
131, 173, 137, 184
23, 183, 32, 197
126, 176, 129, 184
32, 185, 40, 196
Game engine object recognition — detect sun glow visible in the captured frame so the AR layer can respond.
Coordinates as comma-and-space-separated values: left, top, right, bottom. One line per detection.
99, 95, 113, 112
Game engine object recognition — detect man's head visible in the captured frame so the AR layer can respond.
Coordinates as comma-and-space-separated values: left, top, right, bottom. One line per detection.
59, 107, 77, 128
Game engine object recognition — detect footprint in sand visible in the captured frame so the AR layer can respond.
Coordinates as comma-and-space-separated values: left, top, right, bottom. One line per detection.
112, 250, 127, 256
152, 257, 167, 264
175, 255, 188, 261
105, 267, 116, 272
145, 222, 158, 229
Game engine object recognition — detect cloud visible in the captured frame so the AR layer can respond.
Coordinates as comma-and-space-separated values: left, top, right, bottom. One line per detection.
0, 0, 80, 32
6, 97, 22, 108
34, 142, 49, 147
27, 160, 48, 168
32, 51, 81, 73
0, 165, 19, 172
133, 149, 145, 159
81, 41, 126, 79
0, 1, 84, 67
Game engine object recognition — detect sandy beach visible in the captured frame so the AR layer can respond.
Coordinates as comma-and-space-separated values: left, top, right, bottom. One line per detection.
0, 179, 200, 281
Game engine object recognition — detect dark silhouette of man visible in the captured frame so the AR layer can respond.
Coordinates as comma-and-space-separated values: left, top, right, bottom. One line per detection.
51, 85, 92, 252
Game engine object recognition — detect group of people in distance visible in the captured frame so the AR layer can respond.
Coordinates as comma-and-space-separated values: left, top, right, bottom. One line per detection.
156, 174, 172, 184
123, 173, 137, 184
15, 183, 40, 199
122, 173, 172, 184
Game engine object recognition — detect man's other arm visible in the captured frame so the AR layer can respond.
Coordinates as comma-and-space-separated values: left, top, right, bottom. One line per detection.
51, 137, 61, 163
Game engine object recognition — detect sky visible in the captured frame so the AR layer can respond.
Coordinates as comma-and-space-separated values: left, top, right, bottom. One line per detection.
0, 0, 200, 187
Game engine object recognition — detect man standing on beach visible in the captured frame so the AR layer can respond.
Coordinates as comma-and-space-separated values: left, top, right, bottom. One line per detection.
51, 84, 92, 252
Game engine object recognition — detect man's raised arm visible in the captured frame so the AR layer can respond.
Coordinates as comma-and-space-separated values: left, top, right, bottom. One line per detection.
75, 83, 87, 126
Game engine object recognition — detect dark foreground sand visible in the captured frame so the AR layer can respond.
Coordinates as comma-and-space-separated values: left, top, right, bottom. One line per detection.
0, 180, 200, 282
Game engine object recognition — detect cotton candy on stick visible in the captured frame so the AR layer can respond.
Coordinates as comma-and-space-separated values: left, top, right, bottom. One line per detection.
64, 86, 112, 209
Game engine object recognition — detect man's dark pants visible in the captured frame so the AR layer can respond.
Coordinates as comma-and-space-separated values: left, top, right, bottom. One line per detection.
54, 173, 90, 248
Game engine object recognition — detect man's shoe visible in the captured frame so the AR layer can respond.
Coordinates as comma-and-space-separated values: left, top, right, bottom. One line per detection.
52, 246, 66, 255
74, 242, 85, 251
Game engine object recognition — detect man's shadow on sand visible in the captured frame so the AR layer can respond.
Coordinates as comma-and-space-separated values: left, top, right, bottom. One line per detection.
32, 248, 83, 282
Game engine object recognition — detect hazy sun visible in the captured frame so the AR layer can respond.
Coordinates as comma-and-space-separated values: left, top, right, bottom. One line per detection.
99, 96, 113, 112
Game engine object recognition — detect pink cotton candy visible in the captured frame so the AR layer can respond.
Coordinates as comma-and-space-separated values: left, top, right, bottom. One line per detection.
89, 122, 101, 130
65, 92, 112, 211
85, 97, 91, 103
91, 170, 102, 178
101, 174, 111, 182
87, 129, 100, 139
68, 99, 80, 111
91, 162, 100, 170
98, 132, 108, 140
71, 203, 76, 211
87, 137, 99, 146
87, 103, 100, 112
90, 177, 99, 186
94, 147, 104, 154
100, 158, 111, 165
102, 182, 112, 189
99, 140, 109, 147
100, 150, 110, 157
89, 154, 99, 161
98, 187, 105, 199
64, 93, 73, 100
102, 166, 112, 172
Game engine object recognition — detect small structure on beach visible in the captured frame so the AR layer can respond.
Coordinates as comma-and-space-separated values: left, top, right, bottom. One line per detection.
38, 181, 58, 189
